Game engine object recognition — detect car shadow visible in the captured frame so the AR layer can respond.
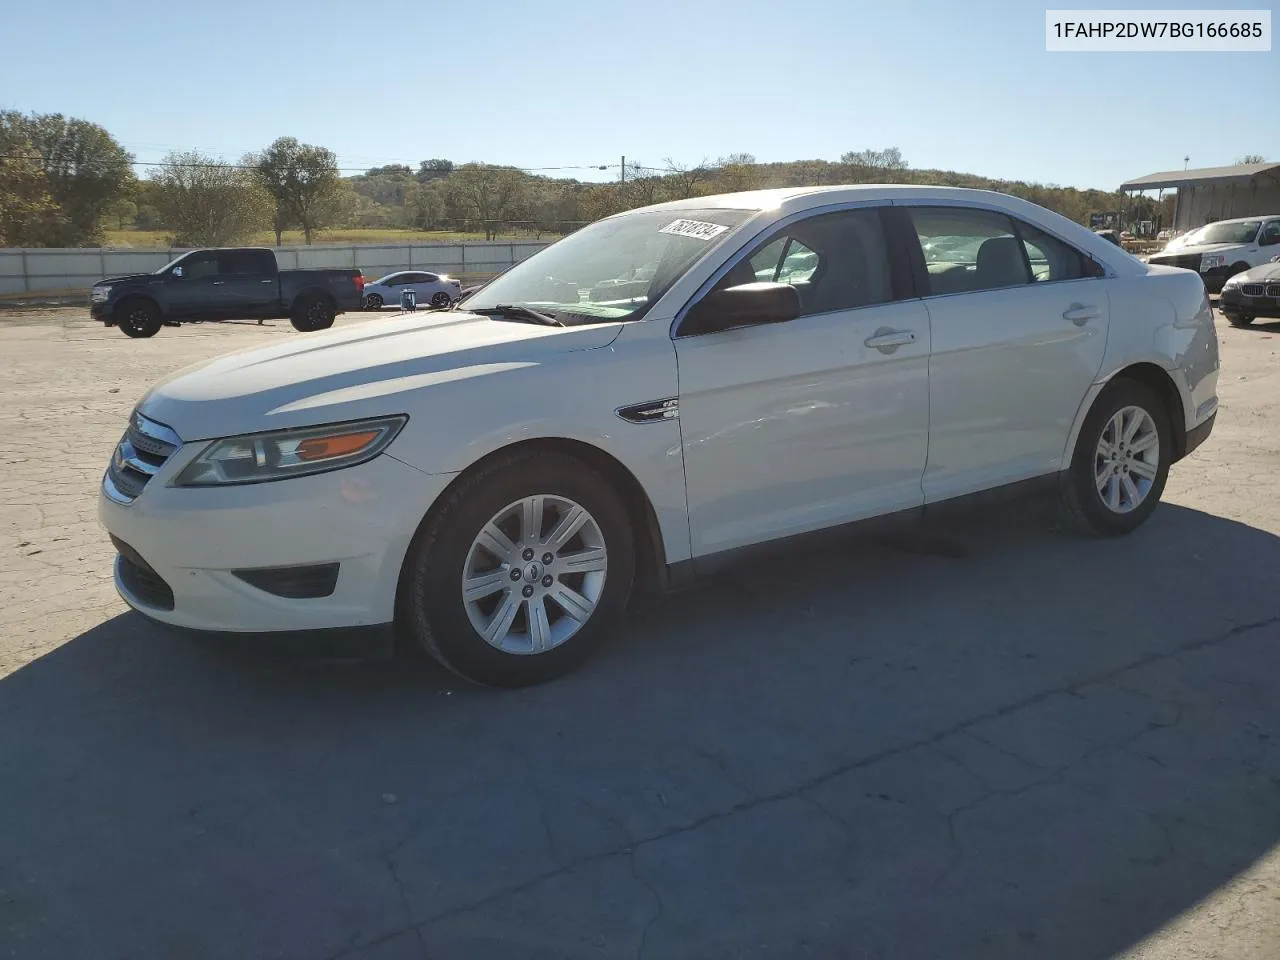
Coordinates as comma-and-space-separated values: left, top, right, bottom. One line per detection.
2, 501, 1280, 959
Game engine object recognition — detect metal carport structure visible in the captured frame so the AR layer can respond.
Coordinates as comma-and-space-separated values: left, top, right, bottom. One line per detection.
1120, 162, 1280, 235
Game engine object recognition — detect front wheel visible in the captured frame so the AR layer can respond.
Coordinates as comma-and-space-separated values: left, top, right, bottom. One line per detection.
1227, 313, 1255, 327
291, 295, 336, 332
116, 299, 162, 338
364, 293, 384, 311
1060, 379, 1171, 536
400, 450, 635, 687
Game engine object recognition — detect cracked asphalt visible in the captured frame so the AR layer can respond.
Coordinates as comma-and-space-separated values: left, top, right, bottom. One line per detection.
2, 308, 1280, 959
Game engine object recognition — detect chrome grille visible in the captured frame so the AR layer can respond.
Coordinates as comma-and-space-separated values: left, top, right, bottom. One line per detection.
1269, 285, 1280, 298
1242, 284, 1265, 297
104, 412, 181, 504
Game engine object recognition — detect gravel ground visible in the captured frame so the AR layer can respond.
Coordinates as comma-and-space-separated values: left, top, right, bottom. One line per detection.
1, 307, 1279, 959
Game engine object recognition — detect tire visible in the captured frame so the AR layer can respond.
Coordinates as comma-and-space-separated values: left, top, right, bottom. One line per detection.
115, 299, 162, 338
429, 291, 451, 309
1227, 313, 1255, 327
291, 294, 336, 332
364, 293, 383, 311
1060, 379, 1172, 536
400, 449, 635, 687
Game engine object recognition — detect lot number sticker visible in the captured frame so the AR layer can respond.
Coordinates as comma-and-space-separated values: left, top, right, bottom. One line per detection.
660, 219, 730, 241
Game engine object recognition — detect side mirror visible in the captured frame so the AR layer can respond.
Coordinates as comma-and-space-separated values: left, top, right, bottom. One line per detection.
685, 281, 801, 335
171, 266, 184, 278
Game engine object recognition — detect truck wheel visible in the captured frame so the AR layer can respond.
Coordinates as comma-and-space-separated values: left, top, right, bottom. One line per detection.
399, 449, 635, 687
291, 295, 335, 332
116, 299, 162, 338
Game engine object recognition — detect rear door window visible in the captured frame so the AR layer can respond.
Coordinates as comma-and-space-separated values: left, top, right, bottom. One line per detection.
907, 208, 1030, 295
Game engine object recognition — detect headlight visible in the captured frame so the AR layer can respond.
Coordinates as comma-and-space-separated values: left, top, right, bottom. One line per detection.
91, 285, 111, 302
1223, 276, 1240, 289
1200, 254, 1226, 271
174, 416, 407, 486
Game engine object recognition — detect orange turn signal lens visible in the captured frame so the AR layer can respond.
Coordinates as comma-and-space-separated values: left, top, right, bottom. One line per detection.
296, 430, 380, 462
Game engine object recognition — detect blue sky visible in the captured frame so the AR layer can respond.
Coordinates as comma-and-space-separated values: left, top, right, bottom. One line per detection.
1, 0, 1275, 190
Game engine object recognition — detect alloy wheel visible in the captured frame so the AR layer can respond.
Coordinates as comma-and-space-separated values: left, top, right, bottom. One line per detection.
461, 495, 608, 654
1094, 405, 1160, 514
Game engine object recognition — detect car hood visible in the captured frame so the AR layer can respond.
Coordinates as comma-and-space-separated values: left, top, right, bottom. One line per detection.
97, 273, 154, 285
1231, 260, 1280, 284
1159, 242, 1247, 256
137, 312, 623, 441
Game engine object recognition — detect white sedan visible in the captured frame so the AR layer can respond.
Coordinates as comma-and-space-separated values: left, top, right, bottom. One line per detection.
100, 185, 1219, 687
362, 270, 462, 310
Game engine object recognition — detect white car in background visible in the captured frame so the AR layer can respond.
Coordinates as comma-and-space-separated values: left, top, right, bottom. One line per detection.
1148, 216, 1280, 293
362, 270, 462, 310
100, 185, 1219, 687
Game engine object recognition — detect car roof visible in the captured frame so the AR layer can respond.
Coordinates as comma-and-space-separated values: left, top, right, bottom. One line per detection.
621, 184, 1150, 277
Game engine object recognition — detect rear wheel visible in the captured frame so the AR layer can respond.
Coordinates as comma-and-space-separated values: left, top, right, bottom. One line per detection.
291, 294, 335, 332
1060, 379, 1171, 536
400, 450, 635, 687
115, 299, 162, 338
429, 291, 451, 308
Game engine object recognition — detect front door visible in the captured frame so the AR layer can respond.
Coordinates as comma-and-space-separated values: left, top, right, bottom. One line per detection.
165, 250, 225, 318
674, 206, 931, 559
902, 205, 1110, 501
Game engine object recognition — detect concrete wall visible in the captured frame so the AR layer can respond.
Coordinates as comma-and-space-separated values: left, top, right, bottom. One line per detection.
0, 241, 552, 296
1173, 178, 1280, 233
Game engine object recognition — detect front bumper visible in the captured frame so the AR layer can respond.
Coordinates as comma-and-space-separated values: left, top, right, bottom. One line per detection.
1219, 285, 1280, 319
99, 451, 455, 634
1198, 267, 1236, 294
91, 301, 112, 323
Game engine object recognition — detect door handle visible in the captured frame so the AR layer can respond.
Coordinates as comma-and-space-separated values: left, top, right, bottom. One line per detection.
864, 328, 917, 351
260, 279, 274, 284
1063, 303, 1100, 325
211, 280, 225, 286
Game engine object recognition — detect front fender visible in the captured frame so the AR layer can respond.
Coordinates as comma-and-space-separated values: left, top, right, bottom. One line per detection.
386, 326, 691, 563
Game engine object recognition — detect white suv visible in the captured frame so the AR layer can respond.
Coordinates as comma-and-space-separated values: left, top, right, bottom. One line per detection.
1149, 216, 1280, 292
100, 186, 1220, 686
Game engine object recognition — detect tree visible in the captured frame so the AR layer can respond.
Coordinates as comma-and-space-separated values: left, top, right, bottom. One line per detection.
105, 198, 138, 231
150, 151, 267, 246
1236, 154, 1268, 165
445, 164, 526, 239
0, 113, 64, 246
417, 159, 454, 183
3, 111, 134, 245
840, 147, 907, 180
249, 137, 341, 245
664, 157, 711, 199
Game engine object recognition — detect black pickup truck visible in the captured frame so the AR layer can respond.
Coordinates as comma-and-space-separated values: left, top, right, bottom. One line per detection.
90, 247, 365, 338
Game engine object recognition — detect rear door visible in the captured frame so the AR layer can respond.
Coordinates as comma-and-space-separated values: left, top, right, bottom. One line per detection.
900, 205, 1110, 502
217, 250, 278, 318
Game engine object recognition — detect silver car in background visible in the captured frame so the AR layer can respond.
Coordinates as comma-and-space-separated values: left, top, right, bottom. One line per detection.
362, 271, 462, 310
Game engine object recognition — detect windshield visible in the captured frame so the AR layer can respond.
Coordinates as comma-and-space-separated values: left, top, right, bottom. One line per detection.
1189, 221, 1261, 245
153, 252, 189, 274
464, 208, 754, 325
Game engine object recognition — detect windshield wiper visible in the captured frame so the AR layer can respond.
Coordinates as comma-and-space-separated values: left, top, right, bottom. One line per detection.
469, 304, 565, 327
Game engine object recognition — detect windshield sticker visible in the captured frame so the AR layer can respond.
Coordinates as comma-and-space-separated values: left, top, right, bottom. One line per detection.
659, 219, 730, 241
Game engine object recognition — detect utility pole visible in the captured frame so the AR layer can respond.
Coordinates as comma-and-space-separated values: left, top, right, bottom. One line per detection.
620, 155, 626, 184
